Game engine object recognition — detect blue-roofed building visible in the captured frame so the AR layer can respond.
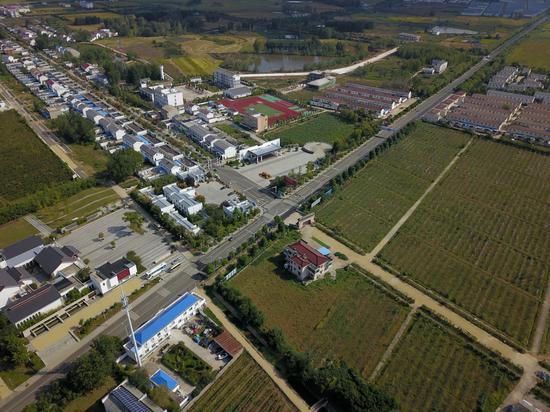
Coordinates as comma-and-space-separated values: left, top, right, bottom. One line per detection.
124, 292, 205, 362
151, 369, 179, 392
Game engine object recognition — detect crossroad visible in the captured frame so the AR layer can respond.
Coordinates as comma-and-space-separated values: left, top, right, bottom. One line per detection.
0, 13, 548, 412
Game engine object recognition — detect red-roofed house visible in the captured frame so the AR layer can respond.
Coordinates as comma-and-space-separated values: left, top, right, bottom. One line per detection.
284, 240, 332, 282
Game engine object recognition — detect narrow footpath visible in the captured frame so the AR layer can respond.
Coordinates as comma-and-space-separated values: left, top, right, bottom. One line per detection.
369, 307, 418, 382
199, 290, 310, 412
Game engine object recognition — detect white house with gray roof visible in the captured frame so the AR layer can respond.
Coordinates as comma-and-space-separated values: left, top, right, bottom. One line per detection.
0, 267, 33, 308
0, 236, 44, 269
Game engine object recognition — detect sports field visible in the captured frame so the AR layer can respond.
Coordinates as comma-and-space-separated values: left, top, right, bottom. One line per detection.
0, 110, 72, 202
230, 236, 411, 377
378, 138, 550, 345
264, 112, 355, 146
189, 352, 297, 412
219, 94, 306, 126
315, 123, 471, 253
376, 310, 519, 412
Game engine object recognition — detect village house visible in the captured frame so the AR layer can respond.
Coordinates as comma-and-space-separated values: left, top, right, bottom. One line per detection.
283, 240, 333, 283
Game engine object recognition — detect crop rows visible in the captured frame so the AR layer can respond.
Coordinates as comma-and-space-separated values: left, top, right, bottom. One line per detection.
376, 311, 519, 412
379, 138, 550, 345
0, 110, 72, 202
189, 352, 297, 412
316, 123, 471, 252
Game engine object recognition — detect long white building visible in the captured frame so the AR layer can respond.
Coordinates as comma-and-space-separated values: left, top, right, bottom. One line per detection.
124, 292, 205, 362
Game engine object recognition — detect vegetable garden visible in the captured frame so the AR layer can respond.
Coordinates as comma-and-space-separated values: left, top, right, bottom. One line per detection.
378, 138, 550, 346
189, 352, 297, 412
315, 123, 471, 253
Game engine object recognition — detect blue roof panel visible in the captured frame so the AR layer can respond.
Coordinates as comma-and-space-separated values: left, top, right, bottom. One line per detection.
151, 369, 178, 391
134, 293, 200, 345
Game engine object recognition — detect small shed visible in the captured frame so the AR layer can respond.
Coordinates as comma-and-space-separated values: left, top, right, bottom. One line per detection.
212, 330, 243, 358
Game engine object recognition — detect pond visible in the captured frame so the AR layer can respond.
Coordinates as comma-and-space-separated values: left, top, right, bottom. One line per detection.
247, 54, 331, 73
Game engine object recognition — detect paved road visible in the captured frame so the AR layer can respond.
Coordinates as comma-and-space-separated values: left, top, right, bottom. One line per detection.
239, 48, 398, 78
3, 14, 548, 411
23, 215, 53, 236
201, 292, 310, 411
201, 13, 549, 266
0, 267, 199, 412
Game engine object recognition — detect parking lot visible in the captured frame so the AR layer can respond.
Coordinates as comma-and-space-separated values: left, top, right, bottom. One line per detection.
237, 147, 327, 188
59, 208, 175, 270
195, 181, 234, 205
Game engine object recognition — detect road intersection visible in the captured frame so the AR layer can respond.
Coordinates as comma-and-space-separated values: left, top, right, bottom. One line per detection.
0, 13, 548, 411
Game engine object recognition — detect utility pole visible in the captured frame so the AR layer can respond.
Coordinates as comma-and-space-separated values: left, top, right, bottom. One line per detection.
122, 290, 141, 367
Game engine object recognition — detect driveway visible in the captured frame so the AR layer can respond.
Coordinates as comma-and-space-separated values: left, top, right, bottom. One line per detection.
237, 149, 326, 188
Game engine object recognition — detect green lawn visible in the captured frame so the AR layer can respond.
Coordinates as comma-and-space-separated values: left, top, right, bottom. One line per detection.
0, 219, 38, 248
231, 235, 411, 377
0, 110, 72, 203
376, 310, 519, 412
264, 112, 355, 146
0, 353, 44, 390
68, 144, 109, 176
315, 123, 471, 253
36, 187, 120, 229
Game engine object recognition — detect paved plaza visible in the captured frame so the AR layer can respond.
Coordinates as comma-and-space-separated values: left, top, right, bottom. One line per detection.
59, 207, 174, 270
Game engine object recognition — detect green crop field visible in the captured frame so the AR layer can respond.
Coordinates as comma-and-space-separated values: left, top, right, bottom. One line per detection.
170, 55, 221, 76
378, 138, 550, 346
189, 352, 297, 412
264, 112, 355, 146
315, 123, 471, 253
231, 235, 411, 377
376, 310, 519, 412
0, 110, 72, 203
506, 21, 550, 71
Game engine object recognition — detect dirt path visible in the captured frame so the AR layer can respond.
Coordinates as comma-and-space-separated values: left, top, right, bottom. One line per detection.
239, 48, 398, 78
367, 138, 473, 259
369, 307, 418, 382
0, 378, 11, 400
302, 225, 537, 371
531, 276, 550, 355
199, 290, 310, 412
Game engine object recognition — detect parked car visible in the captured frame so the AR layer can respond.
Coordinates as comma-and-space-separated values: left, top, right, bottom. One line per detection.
536, 371, 550, 382
216, 351, 228, 360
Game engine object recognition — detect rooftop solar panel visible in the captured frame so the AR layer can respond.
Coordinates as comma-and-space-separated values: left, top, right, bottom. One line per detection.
112, 386, 153, 412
